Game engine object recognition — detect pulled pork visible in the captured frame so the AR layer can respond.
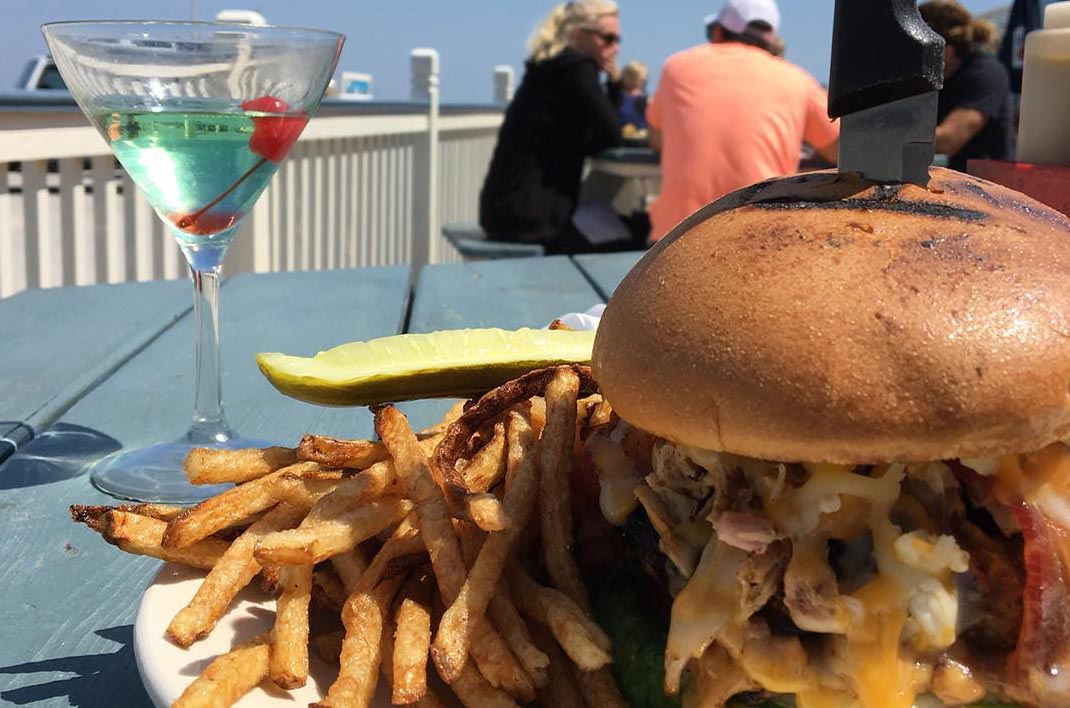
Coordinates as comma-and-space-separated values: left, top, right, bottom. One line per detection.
587, 417, 1070, 708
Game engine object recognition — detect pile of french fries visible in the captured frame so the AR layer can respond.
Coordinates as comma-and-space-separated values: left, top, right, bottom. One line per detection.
71, 365, 627, 708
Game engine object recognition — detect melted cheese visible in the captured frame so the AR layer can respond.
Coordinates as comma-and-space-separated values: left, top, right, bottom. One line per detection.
992, 443, 1070, 505
584, 434, 641, 525
667, 449, 973, 707
663, 537, 745, 694
767, 464, 904, 537
842, 577, 916, 708
738, 635, 816, 694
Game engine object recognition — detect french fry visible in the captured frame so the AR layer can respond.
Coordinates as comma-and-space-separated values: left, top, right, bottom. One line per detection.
269, 469, 350, 507
296, 434, 389, 469
467, 619, 536, 701
538, 368, 589, 609
508, 562, 612, 672
433, 365, 597, 509
173, 634, 270, 708
460, 493, 510, 532
586, 395, 613, 430
70, 503, 184, 531
356, 514, 425, 593
381, 612, 446, 708
260, 562, 281, 595
163, 461, 326, 549
312, 565, 348, 612
393, 579, 433, 704
126, 502, 187, 522
167, 503, 308, 646
315, 575, 404, 708
454, 517, 483, 567
459, 421, 507, 493
254, 495, 412, 566
434, 412, 541, 681
547, 318, 574, 331
304, 460, 396, 524
375, 406, 470, 597
375, 405, 533, 699
488, 587, 550, 689
529, 624, 585, 708
527, 397, 547, 437
270, 563, 313, 689
450, 664, 521, 708
418, 399, 467, 438
573, 667, 628, 708
184, 446, 297, 485
99, 511, 230, 569
331, 546, 369, 594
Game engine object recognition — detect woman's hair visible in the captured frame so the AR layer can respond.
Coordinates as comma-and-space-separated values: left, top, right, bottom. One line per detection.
621, 60, 647, 91
919, 1, 998, 57
527, 0, 619, 63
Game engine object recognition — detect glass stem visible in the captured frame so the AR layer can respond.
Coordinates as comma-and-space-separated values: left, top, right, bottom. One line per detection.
187, 265, 232, 444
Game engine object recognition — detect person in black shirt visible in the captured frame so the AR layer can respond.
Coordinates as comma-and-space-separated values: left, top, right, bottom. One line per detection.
479, 0, 629, 254
920, 1, 1011, 172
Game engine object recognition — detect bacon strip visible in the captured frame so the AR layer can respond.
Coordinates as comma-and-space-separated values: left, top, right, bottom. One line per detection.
1007, 503, 1070, 705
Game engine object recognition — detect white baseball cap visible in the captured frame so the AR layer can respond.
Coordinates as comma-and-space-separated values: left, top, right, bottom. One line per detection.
705, 0, 781, 34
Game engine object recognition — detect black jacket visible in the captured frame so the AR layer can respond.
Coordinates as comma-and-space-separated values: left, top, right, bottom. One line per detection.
480, 48, 621, 247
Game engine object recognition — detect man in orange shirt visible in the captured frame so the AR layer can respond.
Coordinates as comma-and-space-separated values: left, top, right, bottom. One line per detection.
646, 0, 840, 240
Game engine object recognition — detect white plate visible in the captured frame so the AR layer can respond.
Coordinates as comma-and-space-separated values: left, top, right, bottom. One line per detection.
134, 563, 391, 707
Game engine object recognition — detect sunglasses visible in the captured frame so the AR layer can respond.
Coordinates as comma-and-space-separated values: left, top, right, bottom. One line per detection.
582, 27, 621, 45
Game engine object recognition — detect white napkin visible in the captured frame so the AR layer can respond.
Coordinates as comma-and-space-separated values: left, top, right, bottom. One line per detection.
550, 304, 605, 331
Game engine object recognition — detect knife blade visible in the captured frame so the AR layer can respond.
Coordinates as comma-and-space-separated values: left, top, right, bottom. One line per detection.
828, 0, 945, 186
839, 92, 938, 186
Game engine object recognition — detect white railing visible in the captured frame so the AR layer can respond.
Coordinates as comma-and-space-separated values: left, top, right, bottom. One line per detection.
0, 50, 505, 298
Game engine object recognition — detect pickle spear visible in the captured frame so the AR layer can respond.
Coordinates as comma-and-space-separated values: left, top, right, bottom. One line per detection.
257, 328, 596, 406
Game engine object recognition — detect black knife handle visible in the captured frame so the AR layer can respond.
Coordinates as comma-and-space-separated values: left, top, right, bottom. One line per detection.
828, 0, 945, 118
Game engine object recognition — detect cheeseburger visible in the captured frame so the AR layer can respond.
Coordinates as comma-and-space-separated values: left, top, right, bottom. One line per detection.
586, 167, 1070, 707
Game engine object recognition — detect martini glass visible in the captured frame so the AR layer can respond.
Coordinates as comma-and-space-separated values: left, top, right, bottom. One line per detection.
42, 21, 344, 502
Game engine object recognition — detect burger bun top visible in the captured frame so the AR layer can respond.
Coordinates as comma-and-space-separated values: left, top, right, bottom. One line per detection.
592, 167, 1070, 463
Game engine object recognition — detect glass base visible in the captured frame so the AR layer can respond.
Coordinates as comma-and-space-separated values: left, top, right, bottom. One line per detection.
89, 433, 274, 504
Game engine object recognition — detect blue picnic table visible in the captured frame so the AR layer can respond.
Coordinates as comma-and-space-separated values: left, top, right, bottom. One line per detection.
0, 252, 643, 707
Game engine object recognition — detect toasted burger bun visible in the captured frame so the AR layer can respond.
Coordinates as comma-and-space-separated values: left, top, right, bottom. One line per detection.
593, 167, 1070, 463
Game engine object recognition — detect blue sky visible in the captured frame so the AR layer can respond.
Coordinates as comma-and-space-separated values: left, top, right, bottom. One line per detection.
6, 1, 1007, 103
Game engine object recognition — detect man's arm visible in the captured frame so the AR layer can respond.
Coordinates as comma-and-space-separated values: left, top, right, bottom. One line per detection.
816, 138, 838, 164
645, 66, 666, 154
934, 108, 987, 157
648, 127, 663, 152
803, 79, 840, 167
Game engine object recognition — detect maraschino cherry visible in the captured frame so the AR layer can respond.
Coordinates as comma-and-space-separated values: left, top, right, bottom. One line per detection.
172, 96, 307, 235
243, 96, 307, 163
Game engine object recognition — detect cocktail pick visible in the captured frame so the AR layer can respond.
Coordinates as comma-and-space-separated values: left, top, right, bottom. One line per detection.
172, 96, 308, 234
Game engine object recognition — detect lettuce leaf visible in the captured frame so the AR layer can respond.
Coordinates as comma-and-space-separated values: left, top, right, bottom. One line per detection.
595, 566, 681, 708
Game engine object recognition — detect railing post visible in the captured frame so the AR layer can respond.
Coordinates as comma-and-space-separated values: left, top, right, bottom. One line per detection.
224, 189, 270, 277
493, 65, 515, 105
410, 48, 440, 271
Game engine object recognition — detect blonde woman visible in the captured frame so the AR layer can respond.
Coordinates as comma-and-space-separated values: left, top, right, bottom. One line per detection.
480, 0, 636, 254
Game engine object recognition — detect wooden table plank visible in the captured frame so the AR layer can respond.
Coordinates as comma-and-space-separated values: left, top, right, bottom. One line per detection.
0, 280, 190, 462
408, 256, 601, 331
401, 256, 604, 430
0, 267, 410, 706
572, 251, 644, 300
